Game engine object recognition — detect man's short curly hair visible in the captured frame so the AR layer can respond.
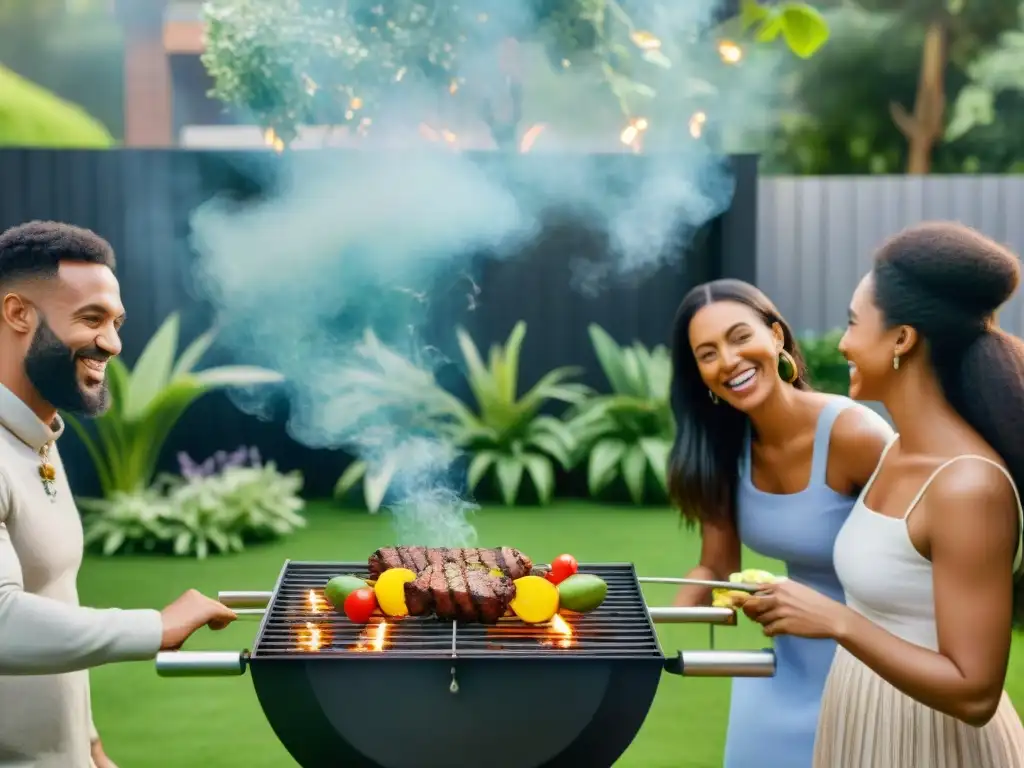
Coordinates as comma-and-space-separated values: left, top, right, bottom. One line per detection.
0, 220, 116, 286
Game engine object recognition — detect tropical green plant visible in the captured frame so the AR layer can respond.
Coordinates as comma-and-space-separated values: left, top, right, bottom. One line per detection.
799, 328, 849, 395
446, 322, 589, 506
333, 329, 470, 513
79, 486, 173, 557
566, 325, 673, 504
80, 457, 305, 559
64, 313, 285, 497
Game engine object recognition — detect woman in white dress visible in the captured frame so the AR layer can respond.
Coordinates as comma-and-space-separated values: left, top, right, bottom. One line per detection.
743, 221, 1024, 767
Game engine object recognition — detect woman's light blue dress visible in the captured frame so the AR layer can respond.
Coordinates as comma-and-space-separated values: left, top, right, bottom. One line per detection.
723, 397, 858, 768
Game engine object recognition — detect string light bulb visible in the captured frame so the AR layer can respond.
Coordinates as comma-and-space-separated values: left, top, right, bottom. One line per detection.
717, 40, 742, 64
688, 112, 707, 139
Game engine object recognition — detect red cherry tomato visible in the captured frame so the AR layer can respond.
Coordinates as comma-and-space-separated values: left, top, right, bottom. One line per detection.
546, 554, 579, 585
344, 587, 377, 624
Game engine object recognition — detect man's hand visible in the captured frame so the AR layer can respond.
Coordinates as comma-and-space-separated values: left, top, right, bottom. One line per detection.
159, 589, 238, 651
91, 737, 118, 768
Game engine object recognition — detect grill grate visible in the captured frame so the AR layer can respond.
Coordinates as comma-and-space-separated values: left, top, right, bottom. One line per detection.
251, 561, 662, 660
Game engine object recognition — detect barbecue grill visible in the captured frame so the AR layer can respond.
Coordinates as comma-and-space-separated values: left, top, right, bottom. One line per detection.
156, 561, 774, 768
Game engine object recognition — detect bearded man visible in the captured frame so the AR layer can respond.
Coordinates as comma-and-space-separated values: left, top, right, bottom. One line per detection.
0, 221, 237, 768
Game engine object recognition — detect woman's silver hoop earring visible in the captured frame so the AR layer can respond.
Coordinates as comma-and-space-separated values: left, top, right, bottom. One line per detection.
893, 355, 900, 371
708, 390, 719, 404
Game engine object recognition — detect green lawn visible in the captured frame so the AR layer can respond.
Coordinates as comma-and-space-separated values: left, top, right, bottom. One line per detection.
80, 502, 1024, 768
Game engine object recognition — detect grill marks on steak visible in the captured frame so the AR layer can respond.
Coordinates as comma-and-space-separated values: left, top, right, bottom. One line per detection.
369, 545, 430, 574
404, 566, 433, 616
403, 562, 515, 624
370, 546, 529, 624
368, 546, 532, 580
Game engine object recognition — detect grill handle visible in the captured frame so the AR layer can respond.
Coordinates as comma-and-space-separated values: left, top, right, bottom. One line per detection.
647, 606, 737, 626
155, 650, 250, 678
219, 591, 272, 609
664, 649, 776, 678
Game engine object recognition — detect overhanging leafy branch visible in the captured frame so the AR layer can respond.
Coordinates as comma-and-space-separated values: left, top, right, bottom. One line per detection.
200, 0, 830, 148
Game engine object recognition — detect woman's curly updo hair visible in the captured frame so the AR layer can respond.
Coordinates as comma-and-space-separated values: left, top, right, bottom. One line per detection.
872, 222, 1024, 624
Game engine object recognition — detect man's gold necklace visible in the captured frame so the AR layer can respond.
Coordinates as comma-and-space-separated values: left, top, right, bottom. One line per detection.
38, 442, 57, 501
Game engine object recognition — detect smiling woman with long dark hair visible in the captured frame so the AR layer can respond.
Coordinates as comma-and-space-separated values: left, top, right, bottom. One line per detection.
668, 279, 893, 768
741, 223, 1024, 767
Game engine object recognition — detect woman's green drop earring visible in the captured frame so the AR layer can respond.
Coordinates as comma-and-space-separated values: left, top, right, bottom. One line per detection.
777, 349, 798, 384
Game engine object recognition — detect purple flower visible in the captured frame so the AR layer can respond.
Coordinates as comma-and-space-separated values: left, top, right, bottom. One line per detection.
177, 446, 264, 480
176, 452, 206, 481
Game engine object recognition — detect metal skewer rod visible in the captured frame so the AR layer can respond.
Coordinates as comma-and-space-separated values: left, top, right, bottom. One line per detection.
219, 591, 272, 609
638, 576, 764, 594
647, 606, 737, 625
232, 608, 266, 618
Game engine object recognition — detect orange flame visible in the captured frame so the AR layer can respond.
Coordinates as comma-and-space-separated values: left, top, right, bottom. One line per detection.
519, 123, 546, 153
544, 614, 574, 649
308, 590, 321, 613
372, 621, 387, 652
301, 621, 323, 651
353, 620, 389, 652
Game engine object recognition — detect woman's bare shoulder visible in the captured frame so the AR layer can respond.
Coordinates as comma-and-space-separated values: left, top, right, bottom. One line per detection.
829, 401, 895, 487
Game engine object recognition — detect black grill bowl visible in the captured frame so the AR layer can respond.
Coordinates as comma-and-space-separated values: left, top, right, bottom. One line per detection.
156, 561, 678, 768
157, 562, 779, 767
251, 655, 662, 768
250, 561, 667, 768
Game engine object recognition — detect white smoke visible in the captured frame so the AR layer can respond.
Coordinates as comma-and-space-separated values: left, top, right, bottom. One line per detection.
188, 0, 783, 544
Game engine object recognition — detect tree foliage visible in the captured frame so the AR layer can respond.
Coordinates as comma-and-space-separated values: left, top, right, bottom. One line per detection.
763, 2, 1024, 174
946, 2, 1024, 143
200, 0, 830, 147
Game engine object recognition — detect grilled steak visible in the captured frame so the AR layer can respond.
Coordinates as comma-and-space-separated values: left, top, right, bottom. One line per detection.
368, 546, 533, 580
403, 560, 516, 624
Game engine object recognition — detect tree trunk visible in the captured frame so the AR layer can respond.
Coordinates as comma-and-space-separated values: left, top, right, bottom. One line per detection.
481, 37, 524, 152
889, 20, 948, 175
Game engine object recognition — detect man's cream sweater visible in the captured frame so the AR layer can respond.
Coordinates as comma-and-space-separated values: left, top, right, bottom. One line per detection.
0, 383, 163, 767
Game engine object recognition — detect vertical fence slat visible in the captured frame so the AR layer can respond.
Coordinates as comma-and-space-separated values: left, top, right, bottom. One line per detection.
759, 175, 1024, 337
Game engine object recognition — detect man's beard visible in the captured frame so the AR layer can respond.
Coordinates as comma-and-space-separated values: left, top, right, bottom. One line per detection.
24, 318, 111, 417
